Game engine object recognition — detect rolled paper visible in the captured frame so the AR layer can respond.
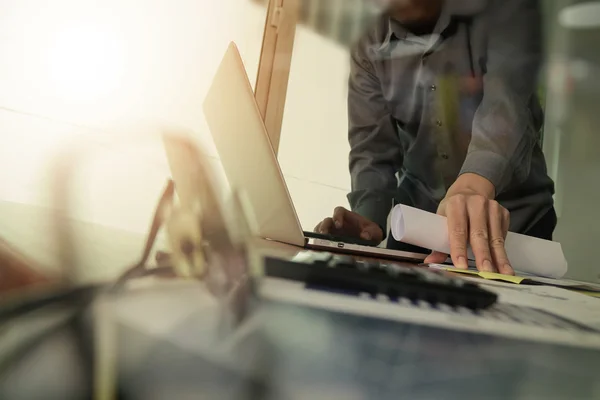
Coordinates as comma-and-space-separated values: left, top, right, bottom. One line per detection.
391, 205, 568, 279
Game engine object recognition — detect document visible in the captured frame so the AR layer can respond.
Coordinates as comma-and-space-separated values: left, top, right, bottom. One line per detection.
429, 264, 600, 292
390, 205, 568, 278
478, 280, 600, 331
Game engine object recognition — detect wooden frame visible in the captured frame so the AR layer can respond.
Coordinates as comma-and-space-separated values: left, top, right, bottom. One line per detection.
254, 0, 299, 155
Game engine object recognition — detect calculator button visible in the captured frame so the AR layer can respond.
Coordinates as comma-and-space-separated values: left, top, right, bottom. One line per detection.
309, 252, 333, 265
328, 254, 356, 268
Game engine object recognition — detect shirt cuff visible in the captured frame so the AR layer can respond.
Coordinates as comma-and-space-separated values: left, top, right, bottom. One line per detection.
347, 191, 394, 237
459, 150, 511, 195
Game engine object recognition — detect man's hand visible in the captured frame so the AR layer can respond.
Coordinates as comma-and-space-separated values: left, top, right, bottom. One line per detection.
314, 207, 384, 244
424, 173, 514, 275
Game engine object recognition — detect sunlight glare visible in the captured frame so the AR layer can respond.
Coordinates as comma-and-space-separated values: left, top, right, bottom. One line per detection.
46, 23, 125, 106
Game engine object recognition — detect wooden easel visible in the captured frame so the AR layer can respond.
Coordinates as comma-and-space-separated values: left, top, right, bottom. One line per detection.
254, 0, 299, 156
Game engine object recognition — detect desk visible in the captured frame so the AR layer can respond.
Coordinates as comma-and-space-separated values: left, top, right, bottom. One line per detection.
0, 200, 153, 282
1, 201, 600, 399
0, 200, 303, 284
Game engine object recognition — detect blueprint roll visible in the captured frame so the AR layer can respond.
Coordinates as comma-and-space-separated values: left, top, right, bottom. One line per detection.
390, 205, 568, 279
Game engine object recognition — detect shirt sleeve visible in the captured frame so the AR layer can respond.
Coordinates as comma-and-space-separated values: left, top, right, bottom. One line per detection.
347, 39, 403, 231
459, 0, 543, 195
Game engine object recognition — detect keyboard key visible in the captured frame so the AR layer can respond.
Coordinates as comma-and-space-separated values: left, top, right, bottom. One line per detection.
309, 252, 333, 265
376, 294, 390, 302
355, 261, 375, 273
385, 264, 419, 280
328, 254, 356, 268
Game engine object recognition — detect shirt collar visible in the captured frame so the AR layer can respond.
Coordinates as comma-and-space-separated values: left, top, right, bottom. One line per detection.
376, 18, 406, 52
376, 0, 487, 52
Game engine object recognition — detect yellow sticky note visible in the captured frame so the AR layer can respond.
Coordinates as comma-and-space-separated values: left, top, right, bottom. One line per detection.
434, 266, 527, 284
478, 272, 526, 284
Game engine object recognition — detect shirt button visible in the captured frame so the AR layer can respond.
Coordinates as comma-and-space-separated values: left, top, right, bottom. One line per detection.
441, 153, 449, 160
430, 85, 437, 91
436, 120, 443, 127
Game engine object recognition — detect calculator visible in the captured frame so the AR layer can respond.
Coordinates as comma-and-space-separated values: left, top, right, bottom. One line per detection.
264, 251, 498, 310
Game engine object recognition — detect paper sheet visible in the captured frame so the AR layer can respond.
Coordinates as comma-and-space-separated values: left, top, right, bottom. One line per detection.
263, 277, 600, 348
478, 281, 600, 331
391, 204, 568, 278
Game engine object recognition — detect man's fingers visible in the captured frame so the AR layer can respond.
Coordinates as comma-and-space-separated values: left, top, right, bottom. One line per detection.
489, 202, 513, 275
334, 206, 367, 238
502, 207, 510, 237
332, 207, 350, 229
317, 218, 334, 234
360, 231, 373, 241
359, 224, 383, 242
446, 196, 469, 269
424, 251, 449, 265
467, 197, 494, 272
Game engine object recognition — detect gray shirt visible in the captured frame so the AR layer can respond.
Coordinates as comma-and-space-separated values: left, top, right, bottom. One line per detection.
347, 0, 554, 234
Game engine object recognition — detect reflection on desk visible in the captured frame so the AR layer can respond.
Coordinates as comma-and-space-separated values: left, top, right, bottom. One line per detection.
2, 279, 600, 399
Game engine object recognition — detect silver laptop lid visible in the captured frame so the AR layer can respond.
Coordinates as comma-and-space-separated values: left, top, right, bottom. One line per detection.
202, 43, 305, 247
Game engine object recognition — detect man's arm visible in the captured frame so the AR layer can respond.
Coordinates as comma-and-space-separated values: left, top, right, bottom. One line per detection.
427, 0, 543, 274
459, 0, 543, 193
347, 39, 403, 231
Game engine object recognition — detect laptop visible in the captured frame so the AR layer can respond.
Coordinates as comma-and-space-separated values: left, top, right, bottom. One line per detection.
199, 42, 426, 262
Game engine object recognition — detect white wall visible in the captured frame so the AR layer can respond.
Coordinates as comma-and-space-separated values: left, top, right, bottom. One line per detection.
0, 0, 352, 271
541, 1, 600, 283
278, 26, 352, 230
0, 0, 266, 234
544, 86, 600, 283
